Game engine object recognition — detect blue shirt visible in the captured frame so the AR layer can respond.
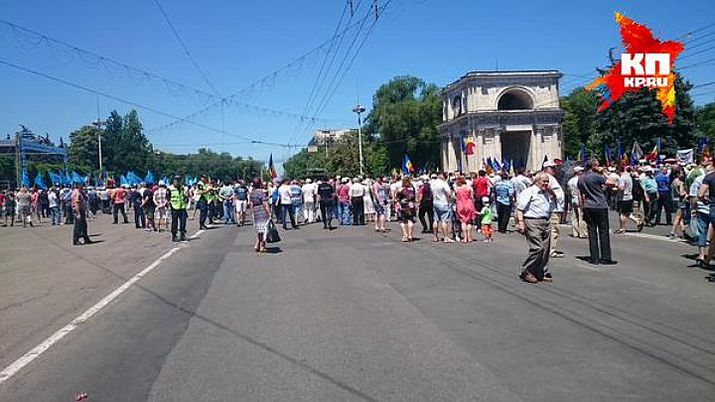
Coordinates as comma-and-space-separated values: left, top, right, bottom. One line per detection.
655, 172, 670, 193
494, 180, 515, 206
290, 185, 302, 203
641, 176, 657, 193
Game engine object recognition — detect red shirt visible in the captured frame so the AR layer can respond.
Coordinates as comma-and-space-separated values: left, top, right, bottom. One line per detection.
473, 177, 491, 198
113, 188, 126, 204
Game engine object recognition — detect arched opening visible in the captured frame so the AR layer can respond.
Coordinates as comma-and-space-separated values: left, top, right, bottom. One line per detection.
497, 89, 533, 110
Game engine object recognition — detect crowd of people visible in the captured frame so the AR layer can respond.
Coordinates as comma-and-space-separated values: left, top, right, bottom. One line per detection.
2, 156, 714, 284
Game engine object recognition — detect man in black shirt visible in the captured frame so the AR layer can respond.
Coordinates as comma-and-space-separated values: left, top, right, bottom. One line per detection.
316, 179, 335, 230
578, 159, 618, 265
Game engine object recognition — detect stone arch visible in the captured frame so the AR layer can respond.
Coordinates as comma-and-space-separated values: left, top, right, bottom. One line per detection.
496, 86, 534, 110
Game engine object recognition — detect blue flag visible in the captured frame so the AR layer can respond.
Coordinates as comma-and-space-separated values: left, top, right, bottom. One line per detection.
145, 171, 155, 185
34, 173, 47, 190
402, 155, 414, 175
21, 169, 30, 188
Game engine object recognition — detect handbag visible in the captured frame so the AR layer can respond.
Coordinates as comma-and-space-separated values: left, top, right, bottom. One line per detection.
266, 219, 281, 243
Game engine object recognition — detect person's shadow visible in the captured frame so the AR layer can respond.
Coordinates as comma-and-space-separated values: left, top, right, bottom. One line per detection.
264, 247, 282, 254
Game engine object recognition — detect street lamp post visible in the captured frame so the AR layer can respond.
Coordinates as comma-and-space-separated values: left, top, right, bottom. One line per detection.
352, 105, 366, 176
92, 119, 107, 173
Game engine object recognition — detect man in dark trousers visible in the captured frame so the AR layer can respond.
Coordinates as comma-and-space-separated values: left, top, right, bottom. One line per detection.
578, 159, 618, 265
316, 178, 336, 230
71, 183, 93, 245
168, 175, 188, 242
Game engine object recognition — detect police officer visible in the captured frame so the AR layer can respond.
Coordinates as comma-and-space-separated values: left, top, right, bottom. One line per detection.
168, 175, 188, 242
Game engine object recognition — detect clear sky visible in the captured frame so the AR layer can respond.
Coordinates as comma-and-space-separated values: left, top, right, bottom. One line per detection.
1, 0, 713, 169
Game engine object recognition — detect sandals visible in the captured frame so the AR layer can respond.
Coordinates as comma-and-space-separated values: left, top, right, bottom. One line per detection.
614, 229, 625, 234
401, 237, 409, 242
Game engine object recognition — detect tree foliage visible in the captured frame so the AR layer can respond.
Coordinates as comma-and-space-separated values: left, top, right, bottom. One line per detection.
283, 131, 389, 179
561, 74, 699, 159
365, 76, 442, 171
103, 110, 154, 174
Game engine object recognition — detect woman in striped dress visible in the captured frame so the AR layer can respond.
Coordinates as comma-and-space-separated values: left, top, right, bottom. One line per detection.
250, 177, 271, 253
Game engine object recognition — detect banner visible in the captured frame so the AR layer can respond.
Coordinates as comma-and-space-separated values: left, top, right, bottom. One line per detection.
677, 148, 694, 165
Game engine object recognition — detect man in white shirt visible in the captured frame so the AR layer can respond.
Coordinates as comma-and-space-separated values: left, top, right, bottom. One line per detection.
431, 172, 454, 243
301, 178, 317, 224
616, 166, 642, 233
567, 167, 586, 238
543, 162, 565, 258
350, 177, 366, 225
278, 180, 297, 230
511, 168, 532, 200
515, 172, 557, 283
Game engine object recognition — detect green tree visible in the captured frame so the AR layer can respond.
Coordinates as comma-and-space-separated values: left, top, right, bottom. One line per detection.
102, 109, 154, 174
591, 73, 696, 158
68, 125, 102, 170
365, 76, 442, 171
561, 88, 598, 158
696, 102, 715, 139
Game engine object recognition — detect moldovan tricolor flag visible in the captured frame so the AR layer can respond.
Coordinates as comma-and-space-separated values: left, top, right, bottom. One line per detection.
402, 155, 415, 175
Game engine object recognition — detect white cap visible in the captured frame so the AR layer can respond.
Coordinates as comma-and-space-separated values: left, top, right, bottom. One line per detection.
306, 178, 312, 183
481, 196, 490, 203
543, 161, 556, 168
342, 177, 349, 183
573, 166, 585, 172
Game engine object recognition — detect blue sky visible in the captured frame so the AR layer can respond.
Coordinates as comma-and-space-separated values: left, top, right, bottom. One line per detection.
1, 0, 713, 168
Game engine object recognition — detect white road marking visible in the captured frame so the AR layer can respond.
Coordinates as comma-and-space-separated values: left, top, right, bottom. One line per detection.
0, 229, 204, 385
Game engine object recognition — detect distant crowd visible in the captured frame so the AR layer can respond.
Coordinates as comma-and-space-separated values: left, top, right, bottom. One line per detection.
2, 156, 713, 283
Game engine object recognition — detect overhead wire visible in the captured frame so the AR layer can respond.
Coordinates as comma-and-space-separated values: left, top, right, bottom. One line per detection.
151, 0, 222, 96
0, 58, 300, 148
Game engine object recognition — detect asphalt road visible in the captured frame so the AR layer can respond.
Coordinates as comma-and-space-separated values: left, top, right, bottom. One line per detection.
0, 212, 713, 401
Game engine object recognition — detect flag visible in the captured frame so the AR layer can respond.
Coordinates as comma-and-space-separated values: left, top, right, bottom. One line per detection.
33, 173, 47, 190
492, 157, 501, 171
503, 159, 511, 174
145, 170, 155, 185
604, 145, 612, 166
645, 138, 660, 162
71, 171, 83, 184
402, 154, 415, 175
120, 175, 128, 187
578, 144, 587, 164
462, 136, 476, 156
617, 138, 623, 160
620, 151, 629, 167
632, 140, 644, 160
509, 158, 515, 175
48, 171, 61, 185
542, 154, 549, 169
268, 153, 277, 179
21, 169, 30, 188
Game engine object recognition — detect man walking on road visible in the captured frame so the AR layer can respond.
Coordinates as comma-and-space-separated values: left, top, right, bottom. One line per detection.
578, 159, 618, 265
71, 183, 93, 245
543, 161, 565, 258
515, 172, 556, 283
168, 175, 188, 242
317, 178, 336, 230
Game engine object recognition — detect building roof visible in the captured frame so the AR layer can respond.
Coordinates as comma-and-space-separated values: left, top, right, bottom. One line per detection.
443, 69, 562, 92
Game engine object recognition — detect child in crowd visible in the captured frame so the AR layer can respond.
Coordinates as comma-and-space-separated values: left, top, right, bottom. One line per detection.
480, 196, 493, 242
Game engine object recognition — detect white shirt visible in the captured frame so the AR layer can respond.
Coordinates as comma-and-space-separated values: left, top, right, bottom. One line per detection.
517, 185, 556, 219
690, 175, 709, 214
301, 183, 316, 203
547, 173, 565, 212
349, 183, 365, 198
567, 175, 581, 206
619, 174, 633, 201
431, 179, 452, 205
278, 184, 292, 205
48, 191, 59, 208
511, 175, 532, 199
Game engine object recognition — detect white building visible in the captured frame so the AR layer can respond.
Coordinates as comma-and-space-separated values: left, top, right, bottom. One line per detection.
310, 129, 351, 147
439, 70, 564, 172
